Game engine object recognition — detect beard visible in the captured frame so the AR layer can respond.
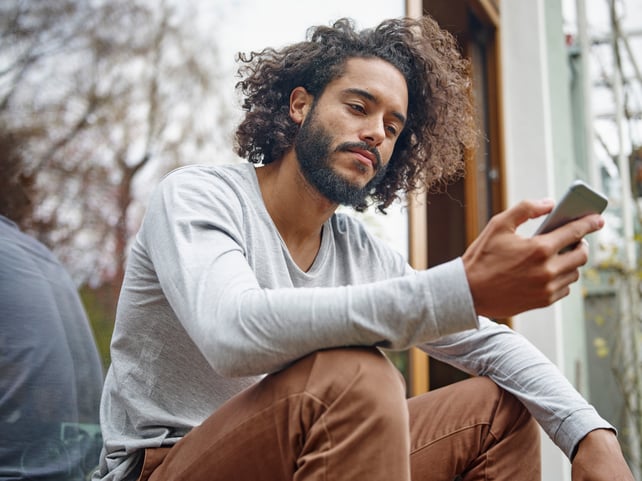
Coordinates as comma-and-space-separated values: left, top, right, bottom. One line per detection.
294, 107, 387, 207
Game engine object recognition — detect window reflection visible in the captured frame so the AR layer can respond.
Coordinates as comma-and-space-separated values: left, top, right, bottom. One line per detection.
1, 215, 104, 480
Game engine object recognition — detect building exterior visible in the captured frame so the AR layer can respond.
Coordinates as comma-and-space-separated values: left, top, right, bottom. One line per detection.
405, 1, 598, 478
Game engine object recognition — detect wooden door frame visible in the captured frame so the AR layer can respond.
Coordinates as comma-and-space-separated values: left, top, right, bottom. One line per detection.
405, 0, 506, 396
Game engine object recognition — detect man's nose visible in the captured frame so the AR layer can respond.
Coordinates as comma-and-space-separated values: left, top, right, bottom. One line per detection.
359, 118, 386, 147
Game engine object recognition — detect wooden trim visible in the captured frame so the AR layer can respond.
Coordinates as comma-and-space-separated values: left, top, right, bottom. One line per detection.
488, 27, 511, 329
405, 0, 431, 397
407, 191, 430, 395
489, 29, 508, 214
406, 0, 423, 18
464, 148, 480, 245
407, 191, 428, 271
468, 0, 500, 28
409, 348, 429, 394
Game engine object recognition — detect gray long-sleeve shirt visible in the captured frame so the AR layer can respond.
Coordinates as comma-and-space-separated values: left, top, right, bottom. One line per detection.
95, 163, 612, 480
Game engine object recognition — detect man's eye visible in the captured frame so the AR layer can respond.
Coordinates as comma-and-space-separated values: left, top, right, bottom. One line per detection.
386, 125, 398, 136
349, 104, 366, 113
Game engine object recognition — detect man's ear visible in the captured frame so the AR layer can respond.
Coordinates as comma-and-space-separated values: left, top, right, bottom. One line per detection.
289, 87, 313, 125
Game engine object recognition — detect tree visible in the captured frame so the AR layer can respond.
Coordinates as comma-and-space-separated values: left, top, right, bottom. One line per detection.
0, 0, 235, 295
586, 215, 642, 475
571, 0, 642, 474
585, 147, 642, 475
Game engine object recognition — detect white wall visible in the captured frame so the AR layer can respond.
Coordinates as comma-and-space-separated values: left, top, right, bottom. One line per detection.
501, 1, 589, 479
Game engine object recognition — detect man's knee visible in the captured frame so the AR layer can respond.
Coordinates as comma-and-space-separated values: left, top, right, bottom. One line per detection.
303, 347, 408, 421
283, 348, 411, 478
310, 347, 405, 393
301, 347, 410, 452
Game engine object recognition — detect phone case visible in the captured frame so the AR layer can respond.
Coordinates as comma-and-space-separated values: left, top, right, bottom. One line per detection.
534, 180, 608, 235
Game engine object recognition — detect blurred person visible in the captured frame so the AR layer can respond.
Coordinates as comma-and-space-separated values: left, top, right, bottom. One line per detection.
0, 136, 104, 480
95, 16, 634, 481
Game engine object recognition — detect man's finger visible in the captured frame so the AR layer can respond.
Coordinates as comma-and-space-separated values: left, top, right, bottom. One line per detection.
544, 214, 604, 252
498, 199, 555, 230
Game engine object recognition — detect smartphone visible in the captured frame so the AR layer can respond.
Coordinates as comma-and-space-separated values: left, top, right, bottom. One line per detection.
534, 180, 608, 236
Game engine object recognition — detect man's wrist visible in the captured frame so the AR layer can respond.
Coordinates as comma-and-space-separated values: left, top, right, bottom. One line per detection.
572, 428, 618, 461
571, 428, 634, 480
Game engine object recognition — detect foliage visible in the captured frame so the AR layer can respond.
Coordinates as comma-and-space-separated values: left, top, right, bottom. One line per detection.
80, 284, 117, 371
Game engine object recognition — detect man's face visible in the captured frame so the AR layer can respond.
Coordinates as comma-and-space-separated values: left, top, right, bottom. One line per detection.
293, 57, 408, 207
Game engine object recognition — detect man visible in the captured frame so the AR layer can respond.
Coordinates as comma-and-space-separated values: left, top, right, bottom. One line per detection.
1, 141, 104, 480
95, 16, 634, 481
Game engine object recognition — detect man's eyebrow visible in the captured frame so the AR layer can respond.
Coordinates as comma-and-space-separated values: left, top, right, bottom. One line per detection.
343, 88, 407, 126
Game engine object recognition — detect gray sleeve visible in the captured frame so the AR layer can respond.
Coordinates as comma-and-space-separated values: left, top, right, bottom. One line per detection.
141, 172, 479, 377
419, 317, 614, 459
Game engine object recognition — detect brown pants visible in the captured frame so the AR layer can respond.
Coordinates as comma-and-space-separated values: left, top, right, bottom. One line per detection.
137, 347, 541, 481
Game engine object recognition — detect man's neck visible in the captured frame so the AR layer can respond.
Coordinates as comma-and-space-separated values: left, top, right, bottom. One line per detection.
255, 153, 336, 271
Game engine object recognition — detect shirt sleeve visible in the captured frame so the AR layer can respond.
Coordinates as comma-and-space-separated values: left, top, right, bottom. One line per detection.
419, 317, 615, 459
139, 169, 479, 377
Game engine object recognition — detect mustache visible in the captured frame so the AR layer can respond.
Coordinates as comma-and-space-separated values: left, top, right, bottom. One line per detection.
335, 142, 382, 171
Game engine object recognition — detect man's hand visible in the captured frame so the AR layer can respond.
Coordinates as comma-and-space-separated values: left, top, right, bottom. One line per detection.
462, 199, 604, 318
572, 429, 634, 481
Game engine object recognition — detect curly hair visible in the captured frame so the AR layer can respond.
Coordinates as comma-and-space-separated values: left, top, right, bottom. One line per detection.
234, 16, 478, 212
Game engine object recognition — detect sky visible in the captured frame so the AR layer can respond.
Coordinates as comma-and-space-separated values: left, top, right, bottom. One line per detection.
214, 0, 404, 62
208, 0, 405, 100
